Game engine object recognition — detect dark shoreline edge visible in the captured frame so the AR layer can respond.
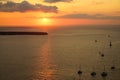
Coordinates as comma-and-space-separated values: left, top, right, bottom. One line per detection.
0, 32, 48, 35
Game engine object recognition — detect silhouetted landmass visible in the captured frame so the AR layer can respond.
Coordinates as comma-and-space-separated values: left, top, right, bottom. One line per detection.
0, 31, 48, 35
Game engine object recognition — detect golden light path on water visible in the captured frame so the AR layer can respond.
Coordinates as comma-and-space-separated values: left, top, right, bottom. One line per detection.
33, 37, 57, 80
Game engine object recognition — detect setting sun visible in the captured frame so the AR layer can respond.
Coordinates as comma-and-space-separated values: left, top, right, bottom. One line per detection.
43, 17, 48, 22
38, 17, 54, 26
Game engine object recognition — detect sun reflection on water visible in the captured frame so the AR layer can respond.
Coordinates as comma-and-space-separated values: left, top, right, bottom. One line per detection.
33, 37, 57, 80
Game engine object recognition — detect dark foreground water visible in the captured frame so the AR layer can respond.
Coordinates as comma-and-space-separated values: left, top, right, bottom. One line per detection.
0, 25, 120, 80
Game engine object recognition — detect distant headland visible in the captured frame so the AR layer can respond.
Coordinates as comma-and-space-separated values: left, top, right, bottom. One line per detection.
0, 31, 48, 35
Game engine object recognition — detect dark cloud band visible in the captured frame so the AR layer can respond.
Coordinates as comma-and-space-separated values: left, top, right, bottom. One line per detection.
0, 1, 58, 13
57, 14, 120, 19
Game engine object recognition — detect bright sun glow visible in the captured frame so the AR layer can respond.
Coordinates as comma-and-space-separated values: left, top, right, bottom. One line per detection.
38, 17, 53, 26
43, 17, 47, 22
42, 17, 49, 25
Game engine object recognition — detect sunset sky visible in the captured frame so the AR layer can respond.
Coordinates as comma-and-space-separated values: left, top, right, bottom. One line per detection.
0, 0, 120, 27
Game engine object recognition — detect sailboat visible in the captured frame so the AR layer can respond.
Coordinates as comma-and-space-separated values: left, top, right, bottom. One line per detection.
101, 65, 108, 77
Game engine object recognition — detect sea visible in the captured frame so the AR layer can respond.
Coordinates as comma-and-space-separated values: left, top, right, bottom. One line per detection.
0, 25, 120, 80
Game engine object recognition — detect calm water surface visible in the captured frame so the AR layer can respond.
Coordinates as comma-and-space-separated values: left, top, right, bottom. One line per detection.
0, 25, 120, 80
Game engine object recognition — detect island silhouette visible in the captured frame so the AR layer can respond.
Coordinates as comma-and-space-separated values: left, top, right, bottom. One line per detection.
0, 31, 48, 35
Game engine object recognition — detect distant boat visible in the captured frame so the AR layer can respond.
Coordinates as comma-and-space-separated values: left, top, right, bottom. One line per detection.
91, 72, 96, 77
111, 66, 115, 70
99, 51, 104, 57
101, 65, 108, 77
95, 40, 98, 43
77, 65, 82, 75
109, 40, 112, 48
90, 66, 96, 77
78, 70, 82, 75
101, 72, 107, 77
108, 35, 111, 38
101, 54, 104, 57
111, 59, 116, 70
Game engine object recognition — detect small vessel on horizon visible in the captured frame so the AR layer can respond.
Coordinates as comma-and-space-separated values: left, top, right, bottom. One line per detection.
90, 66, 96, 77
101, 65, 108, 78
77, 65, 82, 75
109, 40, 112, 48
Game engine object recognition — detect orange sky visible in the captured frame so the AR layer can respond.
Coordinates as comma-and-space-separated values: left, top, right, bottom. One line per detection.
0, 0, 120, 27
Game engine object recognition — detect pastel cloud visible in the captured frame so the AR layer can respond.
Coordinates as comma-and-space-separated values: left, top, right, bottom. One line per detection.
44, 0, 73, 3
0, 1, 58, 13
